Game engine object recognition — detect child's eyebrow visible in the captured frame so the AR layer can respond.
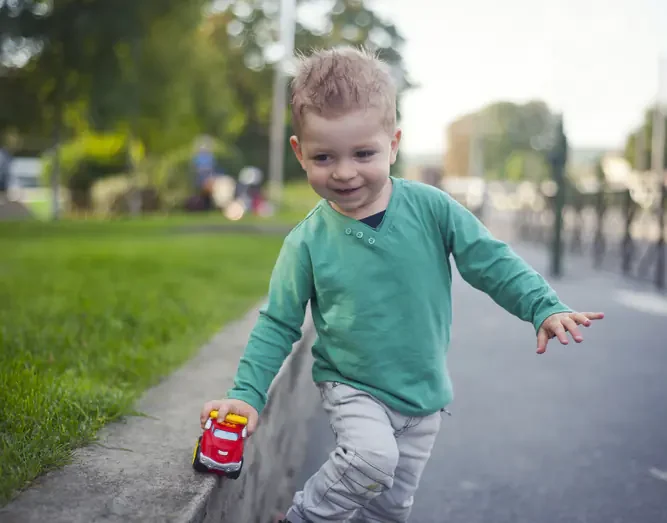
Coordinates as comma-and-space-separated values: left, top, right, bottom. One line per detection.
305, 144, 334, 153
307, 145, 378, 154
303, 137, 382, 150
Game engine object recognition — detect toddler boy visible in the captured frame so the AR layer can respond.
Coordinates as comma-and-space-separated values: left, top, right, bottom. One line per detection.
200, 47, 603, 523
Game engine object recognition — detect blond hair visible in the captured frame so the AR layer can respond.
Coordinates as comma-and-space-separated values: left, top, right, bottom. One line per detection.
290, 46, 397, 136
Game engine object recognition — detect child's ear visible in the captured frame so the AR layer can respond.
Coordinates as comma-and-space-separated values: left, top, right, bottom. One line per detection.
290, 136, 306, 170
389, 128, 402, 164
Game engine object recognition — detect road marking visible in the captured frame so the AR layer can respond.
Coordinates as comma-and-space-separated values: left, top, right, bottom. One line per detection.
614, 290, 667, 317
649, 468, 667, 482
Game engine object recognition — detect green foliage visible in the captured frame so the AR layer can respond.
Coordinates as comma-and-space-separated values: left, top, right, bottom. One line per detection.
3, 0, 412, 202
623, 105, 667, 170
503, 151, 525, 182
0, 220, 284, 505
502, 149, 550, 182
1, 0, 211, 147
90, 175, 161, 216
41, 132, 144, 209
90, 175, 133, 216
446, 100, 556, 180
203, 0, 412, 182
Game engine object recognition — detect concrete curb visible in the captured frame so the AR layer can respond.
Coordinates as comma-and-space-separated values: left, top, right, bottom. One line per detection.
193, 312, 318, 523
0, 303, 319, 523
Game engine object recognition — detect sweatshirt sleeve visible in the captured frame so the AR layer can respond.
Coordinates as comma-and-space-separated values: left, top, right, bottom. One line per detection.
439, 191, 571, 333
226, 234, 313, 414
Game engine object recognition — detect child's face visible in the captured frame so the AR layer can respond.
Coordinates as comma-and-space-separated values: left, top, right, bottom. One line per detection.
290, 108, 401, 218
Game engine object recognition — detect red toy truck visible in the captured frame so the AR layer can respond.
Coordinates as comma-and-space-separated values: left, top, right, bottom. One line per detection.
192, 411, 247, 479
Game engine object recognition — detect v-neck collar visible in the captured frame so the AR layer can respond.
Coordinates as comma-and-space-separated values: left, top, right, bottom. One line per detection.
318, 176, 402, 239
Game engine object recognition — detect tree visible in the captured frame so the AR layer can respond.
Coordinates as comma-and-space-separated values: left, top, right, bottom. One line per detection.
0, 0, 211, 146
2, 0, 412, 210
624, 105, 667, 170
1, 0, 217, 214
203, 0, 413, 180
444, 100, 554, 181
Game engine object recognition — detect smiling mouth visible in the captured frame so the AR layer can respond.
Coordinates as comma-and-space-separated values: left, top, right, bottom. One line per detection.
332, 187, 361, 196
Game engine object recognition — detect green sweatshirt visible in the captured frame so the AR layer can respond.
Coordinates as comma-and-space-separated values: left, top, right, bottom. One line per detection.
227, 177, 570, 416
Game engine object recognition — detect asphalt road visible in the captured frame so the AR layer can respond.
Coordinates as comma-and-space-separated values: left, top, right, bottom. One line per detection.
294, 243, 667, 523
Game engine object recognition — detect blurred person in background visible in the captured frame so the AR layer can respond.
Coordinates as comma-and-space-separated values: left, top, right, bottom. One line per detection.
189, 136, 217, 211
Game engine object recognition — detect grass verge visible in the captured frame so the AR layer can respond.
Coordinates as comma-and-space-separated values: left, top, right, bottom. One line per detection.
0, 219, 286, 505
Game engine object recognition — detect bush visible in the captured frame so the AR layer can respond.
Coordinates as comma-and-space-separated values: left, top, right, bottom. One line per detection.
41, 133, 145, 211
151, 139, 245, 210
91, 175, 131, 215
90, 175, 161, 216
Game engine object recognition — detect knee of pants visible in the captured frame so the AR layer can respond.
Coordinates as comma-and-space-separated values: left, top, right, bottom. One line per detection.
371, 488, 415, 517
336, 441, 400, 498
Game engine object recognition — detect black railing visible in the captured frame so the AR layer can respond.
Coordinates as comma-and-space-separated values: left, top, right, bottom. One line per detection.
513, 176, 666, 291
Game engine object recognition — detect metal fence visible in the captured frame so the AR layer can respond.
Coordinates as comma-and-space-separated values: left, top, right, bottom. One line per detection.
511, 175, 666, 291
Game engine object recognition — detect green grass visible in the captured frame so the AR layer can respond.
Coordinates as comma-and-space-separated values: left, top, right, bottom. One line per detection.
24, 199, 52, 220
0, 218, 289, 505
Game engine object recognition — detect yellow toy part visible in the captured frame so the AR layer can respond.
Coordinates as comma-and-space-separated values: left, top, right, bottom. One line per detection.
209, 410, 248, 425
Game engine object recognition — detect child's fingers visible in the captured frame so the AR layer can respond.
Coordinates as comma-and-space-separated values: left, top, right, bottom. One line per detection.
199, 400, 227, 428
214, 404, 231, 422
230, 402, 259, 435
572, 313, 592, 327
537, 311, 602, 356
537, 329, 550, 354
225, 401, 258, 435
581, 311, 605, 321
562, 317, 583, 342
553, 324, 569, 345
200, 400, 258, 435
200, 401, 216, 427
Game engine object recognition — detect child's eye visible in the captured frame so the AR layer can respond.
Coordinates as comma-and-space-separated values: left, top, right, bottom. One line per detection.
356, 150, 376, 159
312, 154, 330, 163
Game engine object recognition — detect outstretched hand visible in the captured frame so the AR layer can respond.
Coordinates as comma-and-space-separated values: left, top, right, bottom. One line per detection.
537, 311, 604, 354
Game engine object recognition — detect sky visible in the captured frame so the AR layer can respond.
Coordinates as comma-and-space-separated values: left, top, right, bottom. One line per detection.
361, 0, 667, 157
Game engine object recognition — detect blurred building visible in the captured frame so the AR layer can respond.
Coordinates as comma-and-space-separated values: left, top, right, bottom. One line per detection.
7, 157, 42, 201
401, 153, 443, 186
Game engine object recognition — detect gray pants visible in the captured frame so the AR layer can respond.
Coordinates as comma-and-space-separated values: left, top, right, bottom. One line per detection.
286, 382, 443, 523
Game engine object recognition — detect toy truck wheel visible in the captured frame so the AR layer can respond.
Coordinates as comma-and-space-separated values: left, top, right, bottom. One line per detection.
226, 458, 243, 480
192, 437, 208, 473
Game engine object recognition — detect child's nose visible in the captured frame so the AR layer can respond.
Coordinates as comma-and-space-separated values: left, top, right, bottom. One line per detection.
332, 161, 356, 181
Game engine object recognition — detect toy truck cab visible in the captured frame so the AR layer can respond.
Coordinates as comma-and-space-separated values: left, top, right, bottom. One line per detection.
192, 411, 247, 479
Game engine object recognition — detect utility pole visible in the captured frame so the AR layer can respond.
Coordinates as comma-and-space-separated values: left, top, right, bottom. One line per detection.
51, 95, 62, 221
51, 35, 64, 221
128, 36, 142, 217
268, 0, 297, 208
549, 114, 568, 278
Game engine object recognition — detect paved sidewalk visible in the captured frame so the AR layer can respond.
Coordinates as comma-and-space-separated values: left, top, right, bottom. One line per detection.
297, 241, 667, 523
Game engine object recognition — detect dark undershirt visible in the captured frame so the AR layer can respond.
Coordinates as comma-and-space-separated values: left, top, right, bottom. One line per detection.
359, 210, 386, 229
